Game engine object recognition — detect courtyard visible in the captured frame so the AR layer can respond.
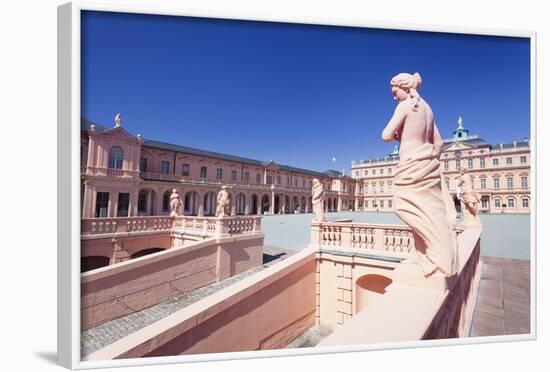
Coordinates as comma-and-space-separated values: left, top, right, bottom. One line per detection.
261, 212, 531, 260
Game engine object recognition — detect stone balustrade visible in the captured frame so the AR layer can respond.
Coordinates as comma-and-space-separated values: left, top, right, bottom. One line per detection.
310, 221, 415, 256
82, 215, 262, 238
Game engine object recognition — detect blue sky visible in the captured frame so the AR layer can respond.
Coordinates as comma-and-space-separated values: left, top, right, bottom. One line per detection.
81, 11, 530, 173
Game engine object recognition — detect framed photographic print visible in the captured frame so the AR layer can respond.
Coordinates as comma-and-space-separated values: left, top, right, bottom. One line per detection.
58, 1, 536, 369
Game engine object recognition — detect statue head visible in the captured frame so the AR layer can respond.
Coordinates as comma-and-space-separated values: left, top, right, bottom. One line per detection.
312, 178, 319, 186
459, 167, 467, 175
390, 72, 422, 110
172, 188, 178, 194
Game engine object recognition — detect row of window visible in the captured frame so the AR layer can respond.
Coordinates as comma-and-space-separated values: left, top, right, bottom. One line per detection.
141, 158, 318, 188
355, 167, 394, 177
492, 198, 529, 209
94, 191, 130, 218
444, 176, 528, 190
363, 182, 393, 194
364, 199, 393, 209
443, 156, 528, 170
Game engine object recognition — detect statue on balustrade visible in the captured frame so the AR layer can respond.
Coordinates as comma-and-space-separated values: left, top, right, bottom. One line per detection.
216, 186, 231, 217
311, 178, 325, 222
169, 189, 182, 217
458, 167, 482, 227
381, 72, 458, 277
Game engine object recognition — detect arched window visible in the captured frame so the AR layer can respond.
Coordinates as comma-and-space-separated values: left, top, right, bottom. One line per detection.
108, 146, 124, 169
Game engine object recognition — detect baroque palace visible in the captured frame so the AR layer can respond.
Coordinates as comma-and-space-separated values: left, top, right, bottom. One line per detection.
80, 117, 360, 219
351, 117, 531, 214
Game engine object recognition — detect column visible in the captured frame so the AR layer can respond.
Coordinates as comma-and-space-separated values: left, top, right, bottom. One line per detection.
244, 193, 250, 215
231, 193, 237, 216
82, 183, 93, 218
354, 197, 359, 211
129, 189, 139, 216
281, 195, 286, 214
270, 190, 275, 214
197, 191, 205, 217
338, 196, 343, 212
109, 192, 116, 217
155, 189, 164, 216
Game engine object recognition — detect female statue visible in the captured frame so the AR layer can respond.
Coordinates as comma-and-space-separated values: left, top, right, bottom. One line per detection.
381, 72, 457, 277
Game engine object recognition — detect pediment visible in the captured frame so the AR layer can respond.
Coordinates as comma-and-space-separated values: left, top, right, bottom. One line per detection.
444, 141, 475, 152
96, 127, 139, 143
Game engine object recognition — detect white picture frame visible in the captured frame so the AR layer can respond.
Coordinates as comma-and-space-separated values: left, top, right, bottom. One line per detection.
58, 1, 537, 369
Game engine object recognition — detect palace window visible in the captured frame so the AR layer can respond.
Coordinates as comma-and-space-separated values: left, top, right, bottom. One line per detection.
495, 198, 501, 208
303, 179, 306, 188
355, 171, 359, 177
139, 158, 147, 172
256, 174, 261, 184
162, 191, 170, 212
216, 168, 223, 180
160, 160, 170, 175
444, 160, 449, 170
373, 169, 376, 175
521, 176, 528, 188
138, 190, 147, 213
200, 166, 207, 179
108, 146, 124, 169
480, 178, 486, 190
244, 172, 250, 183
522, 198, 529, 208
372, 200, 377, 208
468, 159, 473, 169
506, 157, 513, 165
380, 169, 384, 175
388, 200, 393, 209
231, 170, 237, 181
507, 177, 514, 189
493, 178, 500, 189
267, 175, 273, 184
480, 158, 485, 168
455, 160, 461, 169
182, 163, 190, 176
277, 176, 281, 185
294, 179, 298, 187
388, 168, 392, 175
286, 177, 290, 186
508, 198, 515, 208
481, 198, 488, 209
388, 182, 393, 192
379, 183, 384, 193
380, 200, 384, 208
520, 156, 527, 164
95, 192, 109, 218
117, 193, 130, 217
364, 170, 368, 176
493, 158, 499, 166
364, 184, 368, 194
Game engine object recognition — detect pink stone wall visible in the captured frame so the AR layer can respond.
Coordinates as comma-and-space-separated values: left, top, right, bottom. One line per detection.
85, 250, 317, 360
81, 235, 263, 330
143, 257, 316, 357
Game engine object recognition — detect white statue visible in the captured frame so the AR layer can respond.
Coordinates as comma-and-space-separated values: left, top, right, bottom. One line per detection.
216, 186, 230, 217
114, 113, 122, 127
169, 189, 182, 216
312, 178, 325, 222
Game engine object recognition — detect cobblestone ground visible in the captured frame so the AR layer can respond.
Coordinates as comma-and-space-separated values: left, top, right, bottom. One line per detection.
286, 325, 333, 348
81, 245, 295, 357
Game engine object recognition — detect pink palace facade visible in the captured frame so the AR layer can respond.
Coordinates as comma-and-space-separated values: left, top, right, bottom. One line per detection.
80, 118, 361, 219
351, 118, 531, 214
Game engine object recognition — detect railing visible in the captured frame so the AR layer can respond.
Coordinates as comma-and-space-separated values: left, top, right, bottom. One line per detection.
82, 215, 262, 238
82, 216, 174, 236
311, 221, 415, 255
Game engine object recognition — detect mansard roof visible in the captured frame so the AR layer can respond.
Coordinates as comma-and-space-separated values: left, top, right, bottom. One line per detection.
81, 118, 335, 179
